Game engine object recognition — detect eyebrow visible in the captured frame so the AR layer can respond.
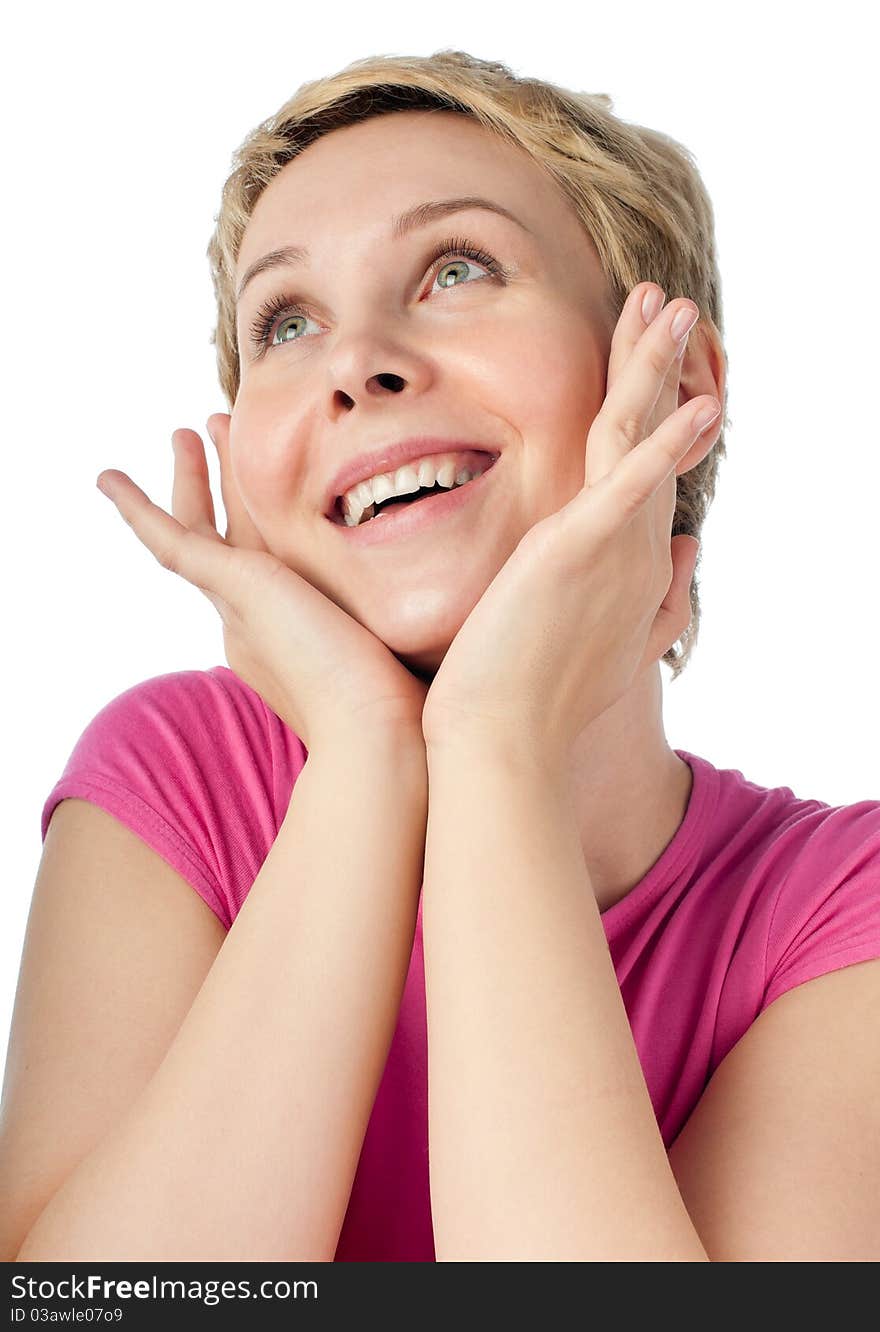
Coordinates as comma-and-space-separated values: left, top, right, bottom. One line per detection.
235, 195, 532, 305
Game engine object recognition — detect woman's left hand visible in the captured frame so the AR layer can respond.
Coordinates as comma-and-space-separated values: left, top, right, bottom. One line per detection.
421, 281, 721, 769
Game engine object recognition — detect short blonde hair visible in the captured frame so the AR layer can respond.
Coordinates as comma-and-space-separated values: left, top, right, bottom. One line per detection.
206, 49, 729, 679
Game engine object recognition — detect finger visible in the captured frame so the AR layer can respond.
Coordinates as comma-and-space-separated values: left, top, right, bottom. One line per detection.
615, 296, 699, 447
647, 310, 687, 443
605, 282, 666, 388
589, 293, 701, 485
96, 469, 232, 605
171, 430, 219, 536
581, 394, 720, 536
605, 283, 682, 450
206, 413, 271, 553
596, 282, 677, 486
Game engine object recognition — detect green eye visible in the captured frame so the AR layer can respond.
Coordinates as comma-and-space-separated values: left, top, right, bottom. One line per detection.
249, 300, 320, 351
434, 258, 484, 290
436, 258, 481, 289
274, 314, 308, 344
248, 238, 505, 355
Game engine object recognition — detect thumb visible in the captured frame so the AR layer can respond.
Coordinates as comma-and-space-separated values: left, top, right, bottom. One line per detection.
205, 412, 231, 460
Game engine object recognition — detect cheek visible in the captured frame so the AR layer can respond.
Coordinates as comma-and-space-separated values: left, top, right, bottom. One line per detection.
487, 318, 606, 512
229, 393, 302, 512
477, 307, 605, 426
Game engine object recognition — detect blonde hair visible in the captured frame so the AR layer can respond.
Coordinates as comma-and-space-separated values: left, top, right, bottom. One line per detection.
206, 49, 729, 679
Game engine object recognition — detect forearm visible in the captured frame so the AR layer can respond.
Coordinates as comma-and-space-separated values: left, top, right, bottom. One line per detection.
422, 736, 707, 1261
16, 730, 429, 1263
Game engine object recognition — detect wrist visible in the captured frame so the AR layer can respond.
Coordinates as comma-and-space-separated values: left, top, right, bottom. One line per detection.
425, 725, 568, 786
308, 719, 429, 781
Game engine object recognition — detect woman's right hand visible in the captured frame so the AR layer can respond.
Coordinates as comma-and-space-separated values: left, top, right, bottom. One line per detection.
95, 413, 429, 751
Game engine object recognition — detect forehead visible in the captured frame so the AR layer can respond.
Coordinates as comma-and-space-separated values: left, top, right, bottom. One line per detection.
235, 109, 582, 273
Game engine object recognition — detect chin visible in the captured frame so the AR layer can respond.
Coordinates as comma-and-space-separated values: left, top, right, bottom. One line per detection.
364, 587, 476, 681
394, 647, 441, 685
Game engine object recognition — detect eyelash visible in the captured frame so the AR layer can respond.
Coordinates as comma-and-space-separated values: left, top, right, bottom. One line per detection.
246, 234, 507, 353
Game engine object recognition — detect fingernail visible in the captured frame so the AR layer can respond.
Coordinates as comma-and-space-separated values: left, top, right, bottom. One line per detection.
693, 401, 721, 432
96, 475, 112, 498
671, 304, 699, 342
641, 287, 665, 324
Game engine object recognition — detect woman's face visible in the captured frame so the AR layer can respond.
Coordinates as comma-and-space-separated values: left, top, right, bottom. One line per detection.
231, 109, 616, 677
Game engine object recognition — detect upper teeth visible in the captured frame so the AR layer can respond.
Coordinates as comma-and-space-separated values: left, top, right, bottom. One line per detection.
339, 452, 494, 526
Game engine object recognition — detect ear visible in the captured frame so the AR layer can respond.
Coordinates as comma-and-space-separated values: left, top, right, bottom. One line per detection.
206, 412, 271, 553
676, 314, 727, 472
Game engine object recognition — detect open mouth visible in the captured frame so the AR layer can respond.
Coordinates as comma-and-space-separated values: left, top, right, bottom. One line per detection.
328, 452, 501, 542
329, 451, 500, 527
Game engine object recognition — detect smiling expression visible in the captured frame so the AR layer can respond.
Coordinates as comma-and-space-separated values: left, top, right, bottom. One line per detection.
230, 109, 617, 677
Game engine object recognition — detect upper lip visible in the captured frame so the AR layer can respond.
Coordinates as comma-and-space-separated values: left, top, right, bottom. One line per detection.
323, 437, 502, 518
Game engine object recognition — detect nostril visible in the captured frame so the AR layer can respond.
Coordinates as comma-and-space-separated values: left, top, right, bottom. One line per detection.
375, 372, 405, 391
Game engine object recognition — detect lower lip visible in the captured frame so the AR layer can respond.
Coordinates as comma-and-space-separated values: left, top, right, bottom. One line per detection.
325, 456, 500, 545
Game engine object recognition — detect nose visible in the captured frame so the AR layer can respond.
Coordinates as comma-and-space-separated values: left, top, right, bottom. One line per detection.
333, 370, 406, 411
324, 312, 434, 416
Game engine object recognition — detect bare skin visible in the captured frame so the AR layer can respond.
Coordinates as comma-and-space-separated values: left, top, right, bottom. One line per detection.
28, 108, 872, 1265
228, 109, 726, 911
11, 105, 726, 1262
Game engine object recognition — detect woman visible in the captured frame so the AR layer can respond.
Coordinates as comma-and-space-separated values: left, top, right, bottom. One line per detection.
4, 50, 879, 1262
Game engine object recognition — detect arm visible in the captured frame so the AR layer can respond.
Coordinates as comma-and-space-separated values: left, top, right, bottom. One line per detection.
422, 735, 708, 1261
16, 728, 428, 1262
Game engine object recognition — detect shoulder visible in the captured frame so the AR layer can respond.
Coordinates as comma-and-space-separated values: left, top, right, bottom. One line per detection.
61, 664, 282, 746
40, 667, 308, 926
666, 783, 880, 1258
688, 753, 880, 1012
43, 666, 306, 806
668, 953, 880, 1259
761, 796, 880, 1011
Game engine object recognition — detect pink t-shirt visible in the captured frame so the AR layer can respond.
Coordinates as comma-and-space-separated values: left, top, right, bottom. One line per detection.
41, 666, 880, 1262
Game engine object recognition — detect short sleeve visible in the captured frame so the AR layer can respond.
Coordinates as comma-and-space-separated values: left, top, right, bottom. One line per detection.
762, 801, 880, 1011
40, 668, 306, 931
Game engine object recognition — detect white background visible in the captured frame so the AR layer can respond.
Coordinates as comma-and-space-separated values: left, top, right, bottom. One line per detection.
2, 2, 877, 1061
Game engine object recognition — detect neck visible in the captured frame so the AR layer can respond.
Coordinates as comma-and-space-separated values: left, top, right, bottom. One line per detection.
563, 665, 694, 914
